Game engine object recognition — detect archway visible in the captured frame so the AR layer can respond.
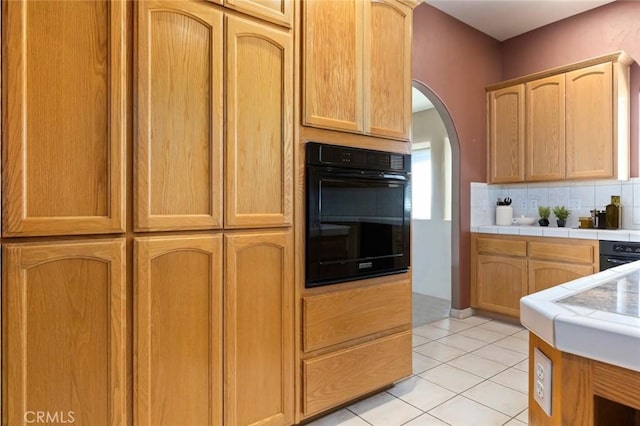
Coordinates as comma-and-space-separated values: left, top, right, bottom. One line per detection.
412, 80, 462, 317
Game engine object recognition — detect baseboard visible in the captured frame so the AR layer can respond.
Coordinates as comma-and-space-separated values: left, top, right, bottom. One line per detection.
449, 307, 474, 319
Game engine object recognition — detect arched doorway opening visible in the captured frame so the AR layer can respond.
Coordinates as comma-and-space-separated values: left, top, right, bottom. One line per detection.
411, 81, 461, 322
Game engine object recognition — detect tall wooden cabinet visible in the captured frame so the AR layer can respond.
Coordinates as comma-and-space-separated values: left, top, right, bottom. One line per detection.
3, 0, 295, 425
486, 52, 632, 183
3, 240, 127, 426
302, 0, 413, 140
1, 0, 127, 236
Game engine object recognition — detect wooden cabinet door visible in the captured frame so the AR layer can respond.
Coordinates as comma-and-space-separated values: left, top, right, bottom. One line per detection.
2, 0, 127, 237
364, 0, 412, 140
487, 85, 525, 183
225, 16, 293, 228
224, 231, 294, 426
528, 260, 593, 294
474, 254, 527, 317
526, 75, 565, 181
303, 0, 363, 132
224, 0, 293, 28
136, 1, 223, 231
3, 239, 126, 425
566, 62, 613, 179
135, 235, 223, 426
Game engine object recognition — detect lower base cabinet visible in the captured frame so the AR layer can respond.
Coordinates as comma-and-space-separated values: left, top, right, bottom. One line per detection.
2, 239, 127, 426
135, 230, 294, 426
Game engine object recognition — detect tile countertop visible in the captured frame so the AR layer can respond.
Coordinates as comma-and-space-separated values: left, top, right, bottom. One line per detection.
520, 261, 640, 372
471, 225, 640, 241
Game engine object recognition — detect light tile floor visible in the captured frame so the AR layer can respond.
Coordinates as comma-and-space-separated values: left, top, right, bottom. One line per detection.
307, 316, 530, 426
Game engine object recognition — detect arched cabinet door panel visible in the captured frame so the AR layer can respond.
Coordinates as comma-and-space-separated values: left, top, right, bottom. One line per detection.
3, 239, 127, 425
134, 235, 223, 425
225, 16, 293, 228
2, 0, 128, 236
136, 1, 224, 231
223, 0, 293, 28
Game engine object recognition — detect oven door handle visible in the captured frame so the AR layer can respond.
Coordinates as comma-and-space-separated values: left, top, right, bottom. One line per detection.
318, 169, 408, 181
606, 257, 635, 265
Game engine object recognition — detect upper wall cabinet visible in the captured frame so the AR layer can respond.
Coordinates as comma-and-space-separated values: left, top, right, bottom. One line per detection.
487, 85, 525, 183
222, 0, 293, 28
303, 0, 414, 141
2, 0, 128, 237
486, 51, 632, 184
136, 1, 224, 232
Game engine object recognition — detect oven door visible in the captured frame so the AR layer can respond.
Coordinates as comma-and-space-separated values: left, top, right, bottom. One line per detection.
306, 166, 411, 287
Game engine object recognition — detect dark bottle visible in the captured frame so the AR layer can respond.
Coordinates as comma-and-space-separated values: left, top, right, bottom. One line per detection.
605, 195, 621, 229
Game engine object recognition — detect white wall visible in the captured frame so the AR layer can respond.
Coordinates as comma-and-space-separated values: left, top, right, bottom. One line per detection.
412, 107, 451, 300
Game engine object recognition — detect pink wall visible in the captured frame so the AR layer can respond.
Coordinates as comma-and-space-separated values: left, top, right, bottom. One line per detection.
412, 3, 501, 309
501, 0, 640, 176
413, 1, 640, 311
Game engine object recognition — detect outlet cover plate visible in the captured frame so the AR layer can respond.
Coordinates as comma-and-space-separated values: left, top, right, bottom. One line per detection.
534, 348, 553, 416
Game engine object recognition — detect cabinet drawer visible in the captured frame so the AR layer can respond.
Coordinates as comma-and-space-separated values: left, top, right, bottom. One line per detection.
476, 237, 527, 257
303, 280, 411, 352
303, 331, 411, 416
528, 240, 595, 263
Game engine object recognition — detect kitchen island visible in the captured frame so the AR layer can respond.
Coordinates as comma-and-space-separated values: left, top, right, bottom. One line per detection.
520, 262, 640, 425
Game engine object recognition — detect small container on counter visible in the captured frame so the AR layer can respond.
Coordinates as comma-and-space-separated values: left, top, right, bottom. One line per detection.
579, 216, 593, 229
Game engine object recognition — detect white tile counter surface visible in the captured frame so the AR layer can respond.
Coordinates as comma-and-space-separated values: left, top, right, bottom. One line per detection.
471, 225, 640, 242
520, 261, 640, 372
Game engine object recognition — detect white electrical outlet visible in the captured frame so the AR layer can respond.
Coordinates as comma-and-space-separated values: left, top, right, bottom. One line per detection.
534, 348, 553, 416
520, 200, 528, 209
529, 199, 538, 210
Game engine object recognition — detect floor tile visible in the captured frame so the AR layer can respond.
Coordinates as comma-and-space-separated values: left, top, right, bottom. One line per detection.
427, 395, 510, 425
388, 376, 456, 411
494, 336, 530, 354
513, 329, 530, 341
490, 367, 529, 394
413, 324, 454, 340
414, 341, 466, 362
462, 381, 528, 417
305, 409, 370, 426
419, 363, 484, 393
413, 334, 431, 347
436, 333, 487, 352
505, 419, 527, 425
447, 353, 509, 378
514, 358, 529, 373
451, 315, 492, 326
478, 320, 524, 336
473, 343, 528, 366
458, 326, 506, 343
517, 408, 529, 423
427, 318, 475, 332
413, 351, 441, 374
402, 413, 450, 425
348, 392, 422, 426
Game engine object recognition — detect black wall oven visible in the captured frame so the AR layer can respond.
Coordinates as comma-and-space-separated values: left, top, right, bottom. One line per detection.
306, 142, 411, 287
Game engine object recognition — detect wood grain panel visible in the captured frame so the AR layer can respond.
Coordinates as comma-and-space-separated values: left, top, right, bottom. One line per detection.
224, 231, 294, 426
528, 260, 593, 294
528, 240, 595, 263
135, 235, 223, 425
303, 280, 411, 352
476, 237, 527, 257
2, 0, 127, 236
225, 16, 293, 228
593, 360, 640, 411
3, 239, 126, 425
566, 62, 613, 179
528, 333, 565, 426
136, 1, 223, 231
561, 353, 594, 426
487, 84, 525, 183
474, 254, 527, 317
364, 0, 411, 140
526, 74, 565, 181
303, 331, 411, 416
224, 0, 293, 28
302, 0, 362, 132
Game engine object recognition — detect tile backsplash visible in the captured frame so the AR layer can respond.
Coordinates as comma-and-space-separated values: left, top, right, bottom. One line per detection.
471, 179, 640, 229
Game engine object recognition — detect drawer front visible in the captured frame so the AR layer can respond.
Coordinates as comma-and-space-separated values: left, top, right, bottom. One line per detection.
303, 280, 411, 352
528, 240, 595, 263
476, 237, 527, 256
303, 331, 412, 416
